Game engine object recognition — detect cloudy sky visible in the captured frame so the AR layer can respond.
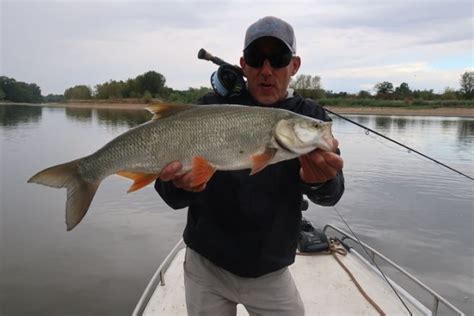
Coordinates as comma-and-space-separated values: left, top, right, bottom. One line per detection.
1, 0, 473, 95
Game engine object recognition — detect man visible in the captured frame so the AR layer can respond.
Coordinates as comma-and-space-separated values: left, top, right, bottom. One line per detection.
155, 16, 344, 315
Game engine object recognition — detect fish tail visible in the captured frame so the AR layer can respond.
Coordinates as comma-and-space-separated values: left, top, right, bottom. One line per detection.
27, 159, 100, 231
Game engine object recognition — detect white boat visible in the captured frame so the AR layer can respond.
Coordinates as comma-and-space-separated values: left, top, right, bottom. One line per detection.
133, 224, 465, 316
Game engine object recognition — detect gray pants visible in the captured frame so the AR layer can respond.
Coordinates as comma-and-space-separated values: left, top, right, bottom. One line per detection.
184, 247, 305, 316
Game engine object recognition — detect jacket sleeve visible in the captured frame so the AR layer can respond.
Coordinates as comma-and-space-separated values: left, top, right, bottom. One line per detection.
154, 179, 199, 210
300, 169, 345, 206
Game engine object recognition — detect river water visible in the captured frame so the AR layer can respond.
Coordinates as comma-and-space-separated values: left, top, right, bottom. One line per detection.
0, 104, 472, 315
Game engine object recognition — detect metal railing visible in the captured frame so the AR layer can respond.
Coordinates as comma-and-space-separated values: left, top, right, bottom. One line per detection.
323, 224, 465, 316
132, 239, 185, 316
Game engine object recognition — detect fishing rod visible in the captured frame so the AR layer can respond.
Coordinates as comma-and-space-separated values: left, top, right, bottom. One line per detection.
198, 48, 473, 181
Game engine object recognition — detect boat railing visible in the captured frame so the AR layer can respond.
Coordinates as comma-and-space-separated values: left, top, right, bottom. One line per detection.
133, 239, 185, 316
323, 224, 465, 316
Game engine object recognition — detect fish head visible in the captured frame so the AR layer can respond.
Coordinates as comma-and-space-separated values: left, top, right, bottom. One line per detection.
274, 117, 334, 154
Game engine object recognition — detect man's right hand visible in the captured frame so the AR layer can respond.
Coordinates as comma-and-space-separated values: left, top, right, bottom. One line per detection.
159, 161, 207, 192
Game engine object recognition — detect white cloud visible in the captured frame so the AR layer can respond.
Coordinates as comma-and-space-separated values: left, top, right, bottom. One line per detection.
1, 0, 472, 95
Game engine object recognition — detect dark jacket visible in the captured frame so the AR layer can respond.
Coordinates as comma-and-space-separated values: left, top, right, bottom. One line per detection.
155, 90, 344, 277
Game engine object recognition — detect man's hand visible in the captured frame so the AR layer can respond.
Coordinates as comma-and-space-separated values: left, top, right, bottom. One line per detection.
159, 161, 207, 192
299, 139, 344, 184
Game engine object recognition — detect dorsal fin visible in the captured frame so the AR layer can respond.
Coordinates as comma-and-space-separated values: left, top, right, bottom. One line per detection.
145, 103, 195, 120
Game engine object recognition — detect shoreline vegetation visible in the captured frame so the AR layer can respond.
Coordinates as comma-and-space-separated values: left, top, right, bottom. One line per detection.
2, 99, 473, 117
2, 72, 473, 118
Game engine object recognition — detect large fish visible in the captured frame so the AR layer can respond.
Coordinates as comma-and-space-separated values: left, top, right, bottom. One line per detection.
28, 103, 334, 230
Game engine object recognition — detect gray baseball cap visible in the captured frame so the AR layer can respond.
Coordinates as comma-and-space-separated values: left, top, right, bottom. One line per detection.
244, 16, 296, 53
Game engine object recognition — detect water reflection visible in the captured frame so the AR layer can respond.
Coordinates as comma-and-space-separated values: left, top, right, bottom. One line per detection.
375, 116, 392, 130
393, 118, 407, 129
0, 104, 42, 127
351, 116, 370, 126
96, 108, 151, 128
62, 107, 151, 127
457, 120, 474, 143
65, 107, 93, 122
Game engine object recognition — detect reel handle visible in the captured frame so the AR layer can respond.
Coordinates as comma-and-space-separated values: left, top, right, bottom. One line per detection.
198, 48, 244, 76
198, 48, 228, 67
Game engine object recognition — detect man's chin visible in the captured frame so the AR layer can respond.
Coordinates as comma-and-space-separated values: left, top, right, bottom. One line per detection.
255, 94, 279, 106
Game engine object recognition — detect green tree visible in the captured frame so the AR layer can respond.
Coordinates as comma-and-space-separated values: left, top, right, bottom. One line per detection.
95, 80, 126, 99
357, 90, 371, 98
290, 74, 321, 90
64, 85, 92, 100
412, 89, 435, 100
166, 87, 212, 103
374, 81, 394, 99
44, 94, 65, 102
460, 71, 473, 99
0, 87, 5, 100
136, 71, 166, 97
441, 87, 458, 100
142, 90, 153, 103
0, 76, 43, 103
290, 74, 325, 100
394, 82, 412, 99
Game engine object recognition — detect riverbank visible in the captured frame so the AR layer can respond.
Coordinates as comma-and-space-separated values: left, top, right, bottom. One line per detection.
3, 101, 474, 117
324, 106, 474, 117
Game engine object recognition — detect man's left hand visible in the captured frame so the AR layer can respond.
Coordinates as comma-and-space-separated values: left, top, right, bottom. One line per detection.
299, 139, 344, 184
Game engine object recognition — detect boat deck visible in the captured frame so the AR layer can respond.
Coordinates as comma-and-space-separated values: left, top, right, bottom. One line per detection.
141, 245, 426, 315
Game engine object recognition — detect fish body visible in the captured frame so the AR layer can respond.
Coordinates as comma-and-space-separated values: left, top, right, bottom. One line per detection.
28, 103, 334, 230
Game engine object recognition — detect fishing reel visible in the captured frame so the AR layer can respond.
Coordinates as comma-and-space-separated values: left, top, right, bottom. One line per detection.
210, 64, 246, 97
198, 48, 246, 97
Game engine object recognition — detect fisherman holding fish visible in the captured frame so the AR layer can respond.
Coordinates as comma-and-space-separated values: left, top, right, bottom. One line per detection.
29, 15, 344, 315
156, 17, 344, 315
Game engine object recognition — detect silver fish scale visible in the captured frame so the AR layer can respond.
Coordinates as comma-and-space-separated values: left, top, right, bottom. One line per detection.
78, 105, 295, 182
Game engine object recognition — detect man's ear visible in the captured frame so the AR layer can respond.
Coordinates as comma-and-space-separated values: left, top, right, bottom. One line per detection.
240, 57, 246, 69
291, 56, 301, 76
240, 57, 248, 77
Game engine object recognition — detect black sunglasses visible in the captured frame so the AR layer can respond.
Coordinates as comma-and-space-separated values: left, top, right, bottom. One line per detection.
243, 49, 293, 69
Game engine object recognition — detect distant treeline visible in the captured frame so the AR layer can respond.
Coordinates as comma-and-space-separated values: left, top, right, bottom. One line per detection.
0, 76, 44, 103
290, 73, 474, 102
1, 70, 472, 105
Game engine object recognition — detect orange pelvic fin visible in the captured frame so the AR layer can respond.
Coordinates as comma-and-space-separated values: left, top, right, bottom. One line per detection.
250, 147, 277, 175
117, 171, 160, 193
190, 156, 216, 187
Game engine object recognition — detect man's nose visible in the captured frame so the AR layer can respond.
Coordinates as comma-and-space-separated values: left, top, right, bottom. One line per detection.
260, 59, 273, 75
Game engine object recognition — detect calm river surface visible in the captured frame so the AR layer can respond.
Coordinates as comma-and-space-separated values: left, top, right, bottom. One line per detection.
0, 104, 473, 315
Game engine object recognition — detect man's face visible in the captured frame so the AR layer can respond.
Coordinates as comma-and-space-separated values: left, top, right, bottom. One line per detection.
240, 37, 301, 106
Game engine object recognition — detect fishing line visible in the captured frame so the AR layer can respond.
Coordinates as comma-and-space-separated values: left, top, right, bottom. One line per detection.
332, 206, 414, 316
324, 107, 474, 181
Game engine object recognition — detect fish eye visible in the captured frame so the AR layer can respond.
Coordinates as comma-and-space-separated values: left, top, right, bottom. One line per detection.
312, 122, 320, 128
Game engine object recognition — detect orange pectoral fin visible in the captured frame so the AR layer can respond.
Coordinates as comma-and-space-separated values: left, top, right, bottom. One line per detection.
117, 171, 160, 193
190, 156, 216, 187
250, 147, 277, 175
